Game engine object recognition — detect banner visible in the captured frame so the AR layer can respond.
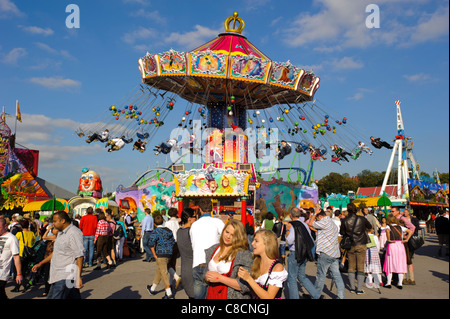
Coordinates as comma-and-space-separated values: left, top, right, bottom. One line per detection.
175, 165, 249, 197
408, 178, 448, 206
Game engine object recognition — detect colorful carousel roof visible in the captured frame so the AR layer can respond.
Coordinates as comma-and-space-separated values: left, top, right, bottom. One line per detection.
138, 12, 320, 109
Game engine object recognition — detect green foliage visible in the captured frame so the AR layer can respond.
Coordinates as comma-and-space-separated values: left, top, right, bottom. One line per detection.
316, 172, 359, 197
317, 170, 449, 198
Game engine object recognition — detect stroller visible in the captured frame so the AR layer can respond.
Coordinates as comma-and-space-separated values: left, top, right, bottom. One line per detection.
124, 226, 140, 258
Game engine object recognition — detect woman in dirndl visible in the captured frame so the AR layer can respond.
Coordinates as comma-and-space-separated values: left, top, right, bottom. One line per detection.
204, 219, 253, 299
383, 214, 413, 289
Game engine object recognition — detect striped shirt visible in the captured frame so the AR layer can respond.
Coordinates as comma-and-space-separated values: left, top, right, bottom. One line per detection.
313, 216, 340, 259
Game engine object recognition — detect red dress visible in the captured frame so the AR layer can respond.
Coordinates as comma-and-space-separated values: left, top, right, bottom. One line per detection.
206, 246, 235, 299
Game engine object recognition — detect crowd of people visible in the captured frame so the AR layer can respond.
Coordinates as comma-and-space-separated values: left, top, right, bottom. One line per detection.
0, 200, 448, 300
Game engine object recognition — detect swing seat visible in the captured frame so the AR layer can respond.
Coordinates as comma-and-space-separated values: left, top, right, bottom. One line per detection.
136, 132, 150, 139
351, 148, 362, 160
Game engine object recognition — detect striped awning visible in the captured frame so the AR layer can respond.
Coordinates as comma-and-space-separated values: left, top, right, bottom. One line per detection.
22, 198, 69, 212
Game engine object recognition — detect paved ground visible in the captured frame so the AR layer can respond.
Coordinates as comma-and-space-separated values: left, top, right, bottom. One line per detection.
6, 233, 449, 300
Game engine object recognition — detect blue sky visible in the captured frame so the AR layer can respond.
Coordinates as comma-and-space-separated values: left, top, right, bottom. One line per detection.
1, 0, 448, 194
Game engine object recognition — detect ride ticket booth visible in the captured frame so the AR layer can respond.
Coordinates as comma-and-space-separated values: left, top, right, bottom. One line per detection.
173, 164, 253, 225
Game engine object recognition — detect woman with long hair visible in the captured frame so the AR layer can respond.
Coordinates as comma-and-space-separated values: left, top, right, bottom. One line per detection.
383, 214, 413, 289
238, 229, 288, 299
176, 208, 197, 299
204, 219, 253, 299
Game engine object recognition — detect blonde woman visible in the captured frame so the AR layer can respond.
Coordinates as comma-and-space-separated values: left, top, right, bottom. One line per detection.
204, 219, 253, 299
238, 230, 288, 299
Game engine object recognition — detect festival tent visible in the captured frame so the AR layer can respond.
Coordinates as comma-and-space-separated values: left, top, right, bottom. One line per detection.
356, 185, 398, 197
22, 198, 69, 212
1, 123, 76, 210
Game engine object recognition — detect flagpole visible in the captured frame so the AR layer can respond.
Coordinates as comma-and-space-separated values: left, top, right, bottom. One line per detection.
14, 100, 18, 136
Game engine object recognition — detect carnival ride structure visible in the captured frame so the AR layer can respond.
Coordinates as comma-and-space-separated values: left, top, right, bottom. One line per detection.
378, 100, 447, 207
75, 12, 382, 221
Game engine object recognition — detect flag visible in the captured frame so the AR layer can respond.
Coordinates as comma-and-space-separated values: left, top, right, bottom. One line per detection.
16, 100, 22, 122
1, 105, 5, 123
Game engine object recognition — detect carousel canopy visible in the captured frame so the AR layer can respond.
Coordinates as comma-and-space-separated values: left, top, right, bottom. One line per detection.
138, 12, 320, 109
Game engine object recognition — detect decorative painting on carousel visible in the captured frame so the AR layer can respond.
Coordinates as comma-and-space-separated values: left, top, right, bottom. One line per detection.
298, 72, 320, 96
229, 54, 270, 83
115, 179, 178, 221
139, 54, 158, 78
157, 50, 186, 75
175, 165, 249, 197
188, 50, 228, 77
269, 61, 302, 89
255, 178, 319, 219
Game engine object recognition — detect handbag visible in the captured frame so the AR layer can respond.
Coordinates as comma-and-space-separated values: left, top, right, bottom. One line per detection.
21, 231, 36, 261
340, 216, 358, 251
408, 234, 424, 250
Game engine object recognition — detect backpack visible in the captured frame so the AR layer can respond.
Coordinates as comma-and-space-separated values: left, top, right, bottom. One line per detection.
113, 222, 124, 240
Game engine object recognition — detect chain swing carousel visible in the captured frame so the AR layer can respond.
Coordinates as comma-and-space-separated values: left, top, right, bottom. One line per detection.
80, 13, 369, 223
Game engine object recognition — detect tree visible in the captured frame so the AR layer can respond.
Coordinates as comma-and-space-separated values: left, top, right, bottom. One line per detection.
317, 172, 359, 197
357, 170, 384, 187
438, 172, 449, 184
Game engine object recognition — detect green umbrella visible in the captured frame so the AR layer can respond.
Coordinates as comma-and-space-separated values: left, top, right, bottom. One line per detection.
40, 199, 65, 211
377, 194, 392, 216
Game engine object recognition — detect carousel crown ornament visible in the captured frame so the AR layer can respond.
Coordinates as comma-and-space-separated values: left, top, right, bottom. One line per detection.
224, 12, 245, 34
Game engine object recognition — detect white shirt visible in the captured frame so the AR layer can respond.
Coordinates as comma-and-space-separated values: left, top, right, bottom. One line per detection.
101, 131, 109, 140
190, 214, 225, 268
112, 138, 125, 149
0, 232, 20, 281
255, 270, 288, 289
167, 138, 177, 147
208, 248, 232, 274
165, 217, 180, 242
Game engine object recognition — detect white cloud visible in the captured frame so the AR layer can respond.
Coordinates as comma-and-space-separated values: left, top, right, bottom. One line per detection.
165, 25, 221, 50
328, 56, 364, 70
130, 9, 166, 24
122, 27, 157, 44
124, 24, 221, 51
280, 0, 449, 51
19, 25, 54, 36
25, 143, 104, 169
8, 113, 80, 143
403, 73, 435, 82
122, 0, 149, 5
29, 76, 81, 90
34, 42, 76, 60
0, 0, 23, 18
1, 47, 27, 64
347, 92, 364, 101
409, 5, 449, 44
347, 88, 374, 101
